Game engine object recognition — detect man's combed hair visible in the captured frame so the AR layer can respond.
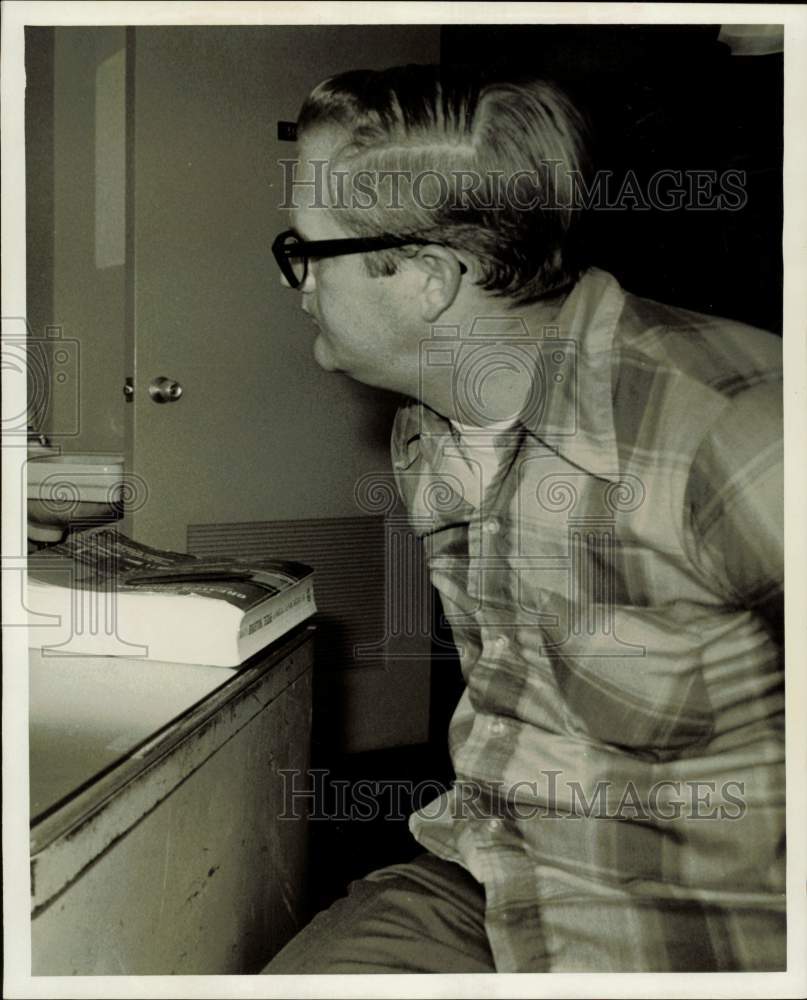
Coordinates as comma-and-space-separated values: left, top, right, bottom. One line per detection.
297, 65, 591, 303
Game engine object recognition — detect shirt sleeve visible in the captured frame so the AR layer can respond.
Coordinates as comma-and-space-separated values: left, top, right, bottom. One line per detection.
684, 379, 783, 635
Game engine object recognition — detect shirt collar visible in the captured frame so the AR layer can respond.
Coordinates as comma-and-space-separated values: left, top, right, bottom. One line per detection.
396, 268, 625, 482
520, 267, 624, 482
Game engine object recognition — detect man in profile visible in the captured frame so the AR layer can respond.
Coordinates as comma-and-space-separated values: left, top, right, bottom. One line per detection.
266, 65, 784, 973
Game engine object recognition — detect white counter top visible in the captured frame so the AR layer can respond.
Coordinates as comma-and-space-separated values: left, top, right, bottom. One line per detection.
30, 649, 237, 820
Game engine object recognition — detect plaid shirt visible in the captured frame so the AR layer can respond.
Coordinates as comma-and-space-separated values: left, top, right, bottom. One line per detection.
392, 268, 784, 972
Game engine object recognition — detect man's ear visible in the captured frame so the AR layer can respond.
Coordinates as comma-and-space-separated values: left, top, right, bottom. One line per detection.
410, 246, 467, 322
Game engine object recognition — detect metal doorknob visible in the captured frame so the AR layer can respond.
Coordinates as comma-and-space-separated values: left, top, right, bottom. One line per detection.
148, 376, 184, 404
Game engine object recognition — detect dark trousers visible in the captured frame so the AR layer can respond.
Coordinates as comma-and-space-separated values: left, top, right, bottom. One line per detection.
262, 852, 496, 974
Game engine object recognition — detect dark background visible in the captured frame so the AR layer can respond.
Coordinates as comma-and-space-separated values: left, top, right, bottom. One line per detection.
427, 16, 786, 775
443, 24, 783, 334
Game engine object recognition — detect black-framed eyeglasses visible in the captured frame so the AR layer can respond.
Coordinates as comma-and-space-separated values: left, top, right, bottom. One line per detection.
272, 228, 466, 289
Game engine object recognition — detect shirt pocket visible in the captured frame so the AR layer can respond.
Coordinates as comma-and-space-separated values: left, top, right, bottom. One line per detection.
544, 602, 717, 758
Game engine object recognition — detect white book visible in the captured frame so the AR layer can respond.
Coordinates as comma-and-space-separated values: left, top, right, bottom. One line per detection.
27, 526, 316, 667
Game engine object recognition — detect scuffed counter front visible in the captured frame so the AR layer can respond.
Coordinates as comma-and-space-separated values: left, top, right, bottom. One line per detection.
30, 625, 314, 975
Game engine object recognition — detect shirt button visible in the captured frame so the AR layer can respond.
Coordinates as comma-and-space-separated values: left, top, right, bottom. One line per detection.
493, 634, 509, 651
489, 818, 503, 831
482, 517, 501, 535
489, 718, 506, 736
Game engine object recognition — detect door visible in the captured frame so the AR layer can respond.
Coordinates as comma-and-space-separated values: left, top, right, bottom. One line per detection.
124, 26, 440, 752
125, 25, 439, 548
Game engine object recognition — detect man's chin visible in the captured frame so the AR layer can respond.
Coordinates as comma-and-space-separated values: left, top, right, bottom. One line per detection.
313, 338, 346, 374
312, 337, 332, 368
